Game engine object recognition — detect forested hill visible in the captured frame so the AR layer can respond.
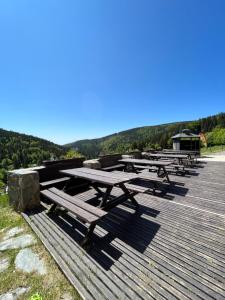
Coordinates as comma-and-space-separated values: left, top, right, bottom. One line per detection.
66, 113, 225, 158
0, 128, 65, 172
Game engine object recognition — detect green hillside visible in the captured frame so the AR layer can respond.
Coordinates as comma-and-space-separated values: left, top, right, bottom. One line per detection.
0, 128, 65, 188
66, 113, 225, 158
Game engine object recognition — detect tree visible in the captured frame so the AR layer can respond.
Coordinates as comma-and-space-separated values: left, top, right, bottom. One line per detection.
12, 153, 20, 169
64, 149, 83, 159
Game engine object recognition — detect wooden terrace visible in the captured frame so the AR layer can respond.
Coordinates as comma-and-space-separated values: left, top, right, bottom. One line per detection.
23, 161, 225, 299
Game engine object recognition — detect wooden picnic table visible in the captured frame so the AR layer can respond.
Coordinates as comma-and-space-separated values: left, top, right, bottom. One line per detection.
119, 158, 171, 182
162, 149, 198, 159
145, 153, 188, 164
60, 167, 140, 210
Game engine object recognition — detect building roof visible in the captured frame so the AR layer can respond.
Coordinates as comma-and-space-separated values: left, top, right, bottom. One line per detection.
172, 129, 200, 139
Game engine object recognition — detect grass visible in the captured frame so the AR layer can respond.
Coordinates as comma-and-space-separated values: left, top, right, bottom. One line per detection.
0, 194, 81, 300
201, 145, 225, 155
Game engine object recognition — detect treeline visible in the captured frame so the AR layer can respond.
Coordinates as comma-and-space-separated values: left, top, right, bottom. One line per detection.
67, 112, 225, 158
0, 128, 65, 186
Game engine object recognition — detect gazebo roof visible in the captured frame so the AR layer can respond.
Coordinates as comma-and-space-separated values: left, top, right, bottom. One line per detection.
172, 129, 200, 139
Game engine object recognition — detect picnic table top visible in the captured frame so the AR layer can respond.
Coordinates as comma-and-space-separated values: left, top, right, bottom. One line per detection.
119, 158, 172, 166
162, 150, 198, 154
60, 167, 139, 186
146, 153, 188, 159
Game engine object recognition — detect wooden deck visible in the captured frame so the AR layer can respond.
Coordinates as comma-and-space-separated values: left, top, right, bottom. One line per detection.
23, 161, 225, 300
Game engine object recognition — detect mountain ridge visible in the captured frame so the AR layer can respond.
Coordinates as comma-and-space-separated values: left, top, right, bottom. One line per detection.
0, 128, 65, 172
65, 113, 225, 158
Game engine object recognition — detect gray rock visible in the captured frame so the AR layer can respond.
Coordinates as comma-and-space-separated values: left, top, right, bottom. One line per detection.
3, 227, 24, 241
8, 169, 40, 212
83, 159, 101, 169
15, 248, 47, 275
0, 257, 9, 273
0, 234, 36, 251
0, 287, 29, 300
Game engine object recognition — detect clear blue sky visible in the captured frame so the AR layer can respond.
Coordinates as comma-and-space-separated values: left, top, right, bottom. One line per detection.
0, 0, 225, 145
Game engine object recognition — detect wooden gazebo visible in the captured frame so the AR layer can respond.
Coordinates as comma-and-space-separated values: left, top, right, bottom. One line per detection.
171, 129, 200, 152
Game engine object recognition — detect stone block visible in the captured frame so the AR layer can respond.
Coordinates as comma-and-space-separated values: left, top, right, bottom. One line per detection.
83, 159, 101, 169
8, 169, 40, 212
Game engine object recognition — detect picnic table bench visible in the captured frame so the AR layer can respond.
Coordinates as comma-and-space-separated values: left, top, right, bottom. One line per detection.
145, 153, 188, 164
142, 153, 190, 172
113, 170, 168, 194
40, 177, 71, 189
38, 157, 85, 190
162, 149, 199, 160
119, 158, 172, 182
41, 187, 108, 246
41, 168, 151, 246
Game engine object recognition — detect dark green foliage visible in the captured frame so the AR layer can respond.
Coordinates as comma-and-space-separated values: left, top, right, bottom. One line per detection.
66, 112, 225, 158
207, 128, 225, 146
0, 128, 65, 179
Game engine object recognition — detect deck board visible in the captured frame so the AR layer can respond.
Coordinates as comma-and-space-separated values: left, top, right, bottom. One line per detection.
23, 161, 225, 299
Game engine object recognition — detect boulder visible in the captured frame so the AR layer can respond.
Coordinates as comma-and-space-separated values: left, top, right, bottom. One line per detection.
0, 234, 36, 251
15, 248, 47, 275
3, 227, 24, 241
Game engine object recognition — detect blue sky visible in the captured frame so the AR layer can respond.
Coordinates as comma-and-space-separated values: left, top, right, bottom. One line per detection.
0, 0, 225, 145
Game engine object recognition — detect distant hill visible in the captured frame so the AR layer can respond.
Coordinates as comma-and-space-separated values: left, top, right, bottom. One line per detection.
65, 113, 225, 158
0, 128, 65, 171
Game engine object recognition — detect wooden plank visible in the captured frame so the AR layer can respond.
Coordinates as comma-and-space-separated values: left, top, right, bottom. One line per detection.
60, 169, 121, 185
76, 167, 139, 181
22, 213, 93, 300
147, 154, 188, 159
119, 158, 172, 167
41, 189, 100, 223
49, 187, 107, 218
61, 167, 137, 185
40, 177, 70, 187
102, 164, 124, 171
124, 183, 149, 193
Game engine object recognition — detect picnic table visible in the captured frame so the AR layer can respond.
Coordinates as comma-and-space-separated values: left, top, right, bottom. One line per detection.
41, 167, 152, 247
60, 167, 141, 210
162, 149, 198, 159
145, 153, 188, 165
119, 158, 171, 182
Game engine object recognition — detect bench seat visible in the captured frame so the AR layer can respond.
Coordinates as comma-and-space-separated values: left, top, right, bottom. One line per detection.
113, 170, 166, 194
102, 164, 125, 171
133, 164, 148, 169
124, 183, 149, 193
40, 177, 70, 188
41, 187, 108, 246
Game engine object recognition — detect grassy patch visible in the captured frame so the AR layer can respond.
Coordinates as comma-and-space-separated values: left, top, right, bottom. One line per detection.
0, 193, 9, 208
0, 195, 23, 230
0, 195, 80, 300
201, 145, 225, 155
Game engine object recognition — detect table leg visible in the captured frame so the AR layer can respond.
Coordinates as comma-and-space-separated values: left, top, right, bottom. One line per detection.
80, 222, 97, 247
99, 186, 113, 208
157, 167, 170, 183
92, 183, 105, 196
163, 167, 170, 183
125, 163, 137, 173
118, 183, 139, 208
